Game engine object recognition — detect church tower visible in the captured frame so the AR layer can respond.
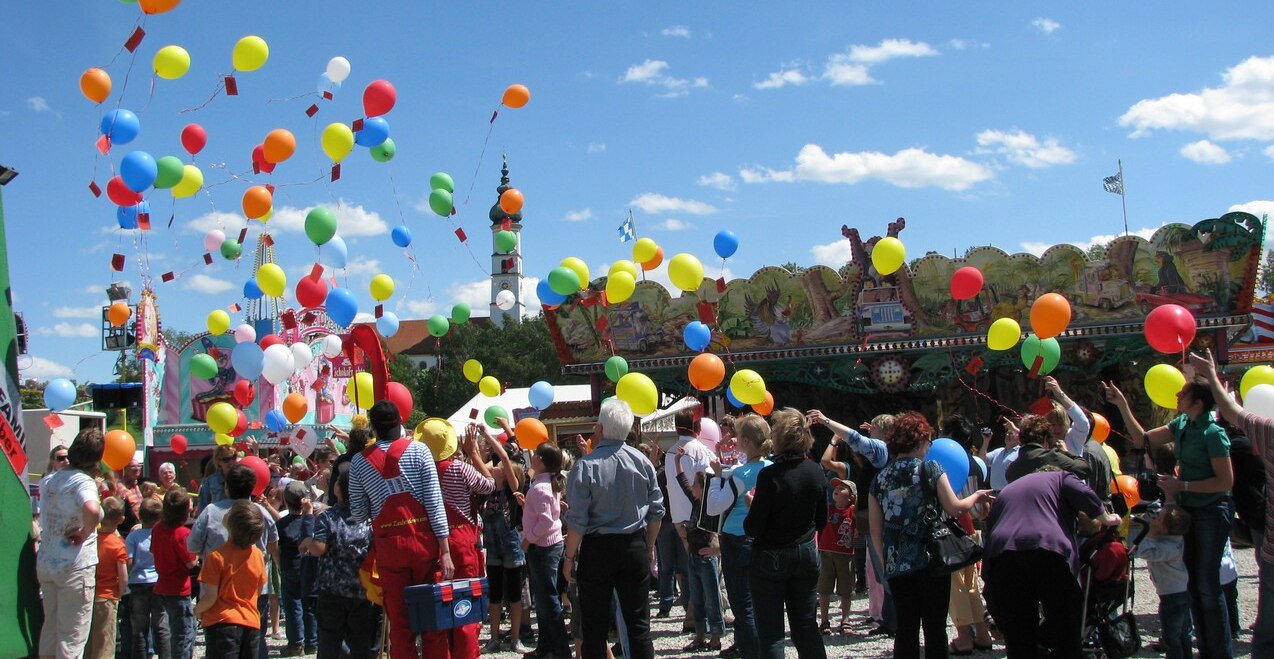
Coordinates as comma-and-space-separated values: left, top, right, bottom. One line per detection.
489, 156, 524, 327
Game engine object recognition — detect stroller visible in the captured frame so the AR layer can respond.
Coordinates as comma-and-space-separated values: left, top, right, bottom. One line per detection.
1078, 506, 1154, 658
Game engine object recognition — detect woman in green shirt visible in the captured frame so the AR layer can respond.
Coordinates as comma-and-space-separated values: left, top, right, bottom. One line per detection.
1103, 380, 1235, 659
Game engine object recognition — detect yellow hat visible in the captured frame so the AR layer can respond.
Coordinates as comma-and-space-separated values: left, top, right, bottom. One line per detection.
414, 417, 458, 461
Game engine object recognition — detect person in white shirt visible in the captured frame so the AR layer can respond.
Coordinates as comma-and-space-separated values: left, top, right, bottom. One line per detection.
1043, 376, 1091, 456
983, 419, 1022, 491
663, 407, 715, 636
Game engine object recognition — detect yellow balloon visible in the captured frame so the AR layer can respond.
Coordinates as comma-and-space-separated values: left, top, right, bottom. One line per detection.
153, 45, 191, 80
609, 260, 639, 280
479, 376, 501, 398
214, 433, 234, 447
632, 237, 659, 264
258, 207, 273, 223
232, 35, 269, 72
986, 317, 1021, 351
346, 372, 374, 410
871, 237, 906, 276
369, 274, 395, 302
172, 164, 203, 198
1103, 444, 1122, 476
463, 359, 483, 383
255, 263, 286, 298
668, 253, 704, 292
606, 271, 637, 304
1241, 365, 1274, 400
616, 372, 659, 415
729, 369, 767, 406
321, 123, 355, 163
206, 309, 231, 335
1145, 364, 1186, 409
560, 257, 590, 291
206, 402, 238, 434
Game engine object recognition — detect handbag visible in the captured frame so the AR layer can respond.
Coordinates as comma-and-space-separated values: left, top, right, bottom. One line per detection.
1098, 611, 1141, 658
918, 461, 983, 575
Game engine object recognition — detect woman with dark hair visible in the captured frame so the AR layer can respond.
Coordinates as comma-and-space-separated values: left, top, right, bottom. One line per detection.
1004, 415, 1090, 484
46, 444, 68, 474
521, 442, 570, 659
868, 412, 994, 659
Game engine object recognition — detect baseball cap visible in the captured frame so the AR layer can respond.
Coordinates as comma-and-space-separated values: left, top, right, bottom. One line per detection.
830, 478, 857, 497
284, 481, 309, 508
414, 417, 458, 461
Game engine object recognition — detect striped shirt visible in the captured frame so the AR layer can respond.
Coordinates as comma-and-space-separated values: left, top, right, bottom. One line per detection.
349, 440, 450, 540
439, 460, 495, 525
1240, 412, 1274, 563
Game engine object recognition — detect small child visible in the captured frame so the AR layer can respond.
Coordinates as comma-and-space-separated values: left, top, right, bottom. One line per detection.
152, 487, 197, 658
675, 448, 725, 654
125, 497, 169, 658
817, 478, 857, 635
278, 481, 318, 654
87, 496, 130, 659
196, 500, 269, 658
1221, 539, 1239, 640
1139, 504, 1192, 659
302, 468, 379, 658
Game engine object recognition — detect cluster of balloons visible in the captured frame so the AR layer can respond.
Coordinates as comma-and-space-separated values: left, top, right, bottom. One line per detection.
318, 56, 351, 96
987, 293, 1072, 353
546, 257, 590, 298
427, 172, 455, 217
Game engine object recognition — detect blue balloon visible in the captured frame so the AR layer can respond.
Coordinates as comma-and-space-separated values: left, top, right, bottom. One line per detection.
316, 73, 342, 95
391, 225, 412, 248
326, 288, 358, 327
265, 409, 288, 433
725, 387, 744, 409
529, 381, 555, 410
354, 117, 390, 148
713, 230, 740, 259
231, 342, 265, 381
120, 151, 158, 193
43, 378, 77, 412
320, 235, 348, 269
116, 201, 150, 230
537, 279, 567, 306
376, 312, 400, 338
683, 321, 711, 352
926, 438, 970, 486
100, 109, 140, 145
243, 279, 264, 300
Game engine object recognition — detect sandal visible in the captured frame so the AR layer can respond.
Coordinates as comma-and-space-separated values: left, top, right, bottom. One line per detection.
839, 619, 854, 635
682, 640, 708, 653
819, 622, 832, 635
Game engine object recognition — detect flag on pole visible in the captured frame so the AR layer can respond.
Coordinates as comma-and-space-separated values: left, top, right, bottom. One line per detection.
617, 214, 635, 243
1103, 172, 1124, 195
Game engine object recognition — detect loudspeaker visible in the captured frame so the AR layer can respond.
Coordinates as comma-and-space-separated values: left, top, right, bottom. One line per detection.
92, 383, 143, 410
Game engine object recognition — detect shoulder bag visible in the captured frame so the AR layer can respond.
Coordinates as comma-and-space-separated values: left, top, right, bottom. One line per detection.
919, 461, 983, 575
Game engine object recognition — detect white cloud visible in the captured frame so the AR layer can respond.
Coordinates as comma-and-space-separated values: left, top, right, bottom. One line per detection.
1120, 56, 1274, 141
619, 60, 709, 97
183, 274, 235, 295
655, 218, 692, 231
810, 239, 856, 267
587, 143, 606, 154
1230, 200, 1274, 220
630, 193, 718, 215
661, 25, 691, 38
185, 211, 243, 235
1264, 145, 1274, 160
975, 129, 1077, 168
37, 322, 98, 338
947, 39, 990, 50
846, 38, 938, 65
564, 208, 594, 222
449, 280, 492, 310
53, 305, 101, 319
763, 39, 938, 90
22, 356, 73, 381
186, 202, 388, 238
755, 67, 812, 90
742, 144, 993, 191
336, 259, 383, 277
26, 97, 51, 112
822, 56, 875, 86
1179, 139, 1232, 164
402, 299, 439, 318
1032, 17, 1061, 34
523, 277, 542, 308
1018, 226, 1162, 257
697, 172, 736, 191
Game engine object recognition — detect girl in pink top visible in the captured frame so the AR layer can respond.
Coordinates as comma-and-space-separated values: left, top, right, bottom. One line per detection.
520, 443, 570, 658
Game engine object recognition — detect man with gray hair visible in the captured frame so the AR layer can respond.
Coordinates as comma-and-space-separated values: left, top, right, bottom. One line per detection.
563, 398, 664, 659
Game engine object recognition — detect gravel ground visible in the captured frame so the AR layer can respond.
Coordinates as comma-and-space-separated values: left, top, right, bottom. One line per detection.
199, 545, 1260, 658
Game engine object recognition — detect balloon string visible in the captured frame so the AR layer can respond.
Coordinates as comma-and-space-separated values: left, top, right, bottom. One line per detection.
461, 104, 499, 207
384, 167, 422, 313
112, 31, 144, 112
138, 77, 157, 114
100, 16, 144, 71
266, 91, 321, 104
178, 75, 228, 114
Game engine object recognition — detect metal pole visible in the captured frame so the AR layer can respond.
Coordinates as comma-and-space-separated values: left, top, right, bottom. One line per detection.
1119, 160, 1129, 236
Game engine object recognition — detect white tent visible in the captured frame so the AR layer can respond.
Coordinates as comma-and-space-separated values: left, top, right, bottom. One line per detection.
445, 384, 593, 435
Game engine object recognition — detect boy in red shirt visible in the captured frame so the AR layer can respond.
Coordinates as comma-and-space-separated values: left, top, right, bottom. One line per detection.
196, 500, 268, 658
87, 496, 129, 659
152, 487, 198, 659
817, 478, 857, 635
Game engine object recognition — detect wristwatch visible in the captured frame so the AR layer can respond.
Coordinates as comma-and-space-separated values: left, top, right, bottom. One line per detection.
1183, 480, 1190, 492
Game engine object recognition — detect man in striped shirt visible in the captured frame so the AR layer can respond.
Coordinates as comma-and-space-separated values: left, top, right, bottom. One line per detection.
349, 401, 453, 659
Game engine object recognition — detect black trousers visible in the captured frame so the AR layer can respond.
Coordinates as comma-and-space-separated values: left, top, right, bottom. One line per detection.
576, 531, 653, 659
316, 595, 380, 659
889, 569, 953, 659
204, 623, 260, 659
984, 549, 1083, 659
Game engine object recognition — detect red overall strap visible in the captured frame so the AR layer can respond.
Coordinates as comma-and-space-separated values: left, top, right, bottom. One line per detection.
361, 438, 413, 479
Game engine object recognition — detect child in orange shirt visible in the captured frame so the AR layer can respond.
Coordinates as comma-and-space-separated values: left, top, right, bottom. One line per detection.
87, 496, 129, 659
196, 500, 268, 658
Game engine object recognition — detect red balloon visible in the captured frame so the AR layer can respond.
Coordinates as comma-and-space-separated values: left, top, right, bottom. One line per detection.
295, 274, 329, 308
1145, 303, 1197, 354
259, 334, 283, 349
233, 380, 256, 407
950, 266, 984, 301
239, 456, 270, 497
229, 409, 248, 438
170, 433, 188, 455
387, 382, 413, 424
107, 176, 142, 206
363, 80, 397, 117
251, 144, 276, 174
181, 123, 206, 155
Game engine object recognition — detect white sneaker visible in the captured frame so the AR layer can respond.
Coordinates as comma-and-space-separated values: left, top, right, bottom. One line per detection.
510, 640, 534, 654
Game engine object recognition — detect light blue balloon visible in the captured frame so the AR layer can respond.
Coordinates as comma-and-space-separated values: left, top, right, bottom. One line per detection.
354, 117, 390, 147
537, 279, 567, 306
265, 409, 288, 433
319, 235, 348, 269
231, 342, 265, 381
116, 201, 150, 230
243, 279, 263, 300
926, 438, 970, 486
683, 321, 711, 352
713, 230, 740, 259
43, 378, 76, 411
529, 381, 555, 410
100, 109, 140, 144
376, 312, 400, 338
326, 288, 358, 327
316, 73, 342, 95
391, 225, 412, 248
120, 151, 158, 193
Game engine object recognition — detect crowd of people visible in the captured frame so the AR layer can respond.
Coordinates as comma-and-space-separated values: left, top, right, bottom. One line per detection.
26, 348, 1274, 658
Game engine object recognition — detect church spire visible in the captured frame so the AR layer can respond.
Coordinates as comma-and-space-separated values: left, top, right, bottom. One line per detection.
489, 154, 523, 225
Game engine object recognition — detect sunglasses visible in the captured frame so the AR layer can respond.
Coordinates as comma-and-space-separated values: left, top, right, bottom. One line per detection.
54, 455, 68, 462
218, 457, 237, 464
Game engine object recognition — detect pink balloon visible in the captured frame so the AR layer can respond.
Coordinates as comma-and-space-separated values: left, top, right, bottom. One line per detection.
1144, 304, 1197, 354
181, 123, 206, 155
698, 418, 720, 451
239, 455, 271, 497
362, 80, 397, 117
251, 144, 276, 174
950, 266, 984, 301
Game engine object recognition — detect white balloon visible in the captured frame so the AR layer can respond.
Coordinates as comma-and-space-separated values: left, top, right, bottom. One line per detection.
1244, 384, 1274, 420
288, 426, 319, 459
233, 324, 256, 344
326, 56, 351, 83
321, 334, 343, 359
290, 342, 314, 371
495, 289, 516, 310
204, 229, 226, 252
262, 344, 296, 385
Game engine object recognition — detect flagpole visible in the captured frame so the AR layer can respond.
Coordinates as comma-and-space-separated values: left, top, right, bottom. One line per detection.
629, 209, 645, 281
1119, 159, 1129, 236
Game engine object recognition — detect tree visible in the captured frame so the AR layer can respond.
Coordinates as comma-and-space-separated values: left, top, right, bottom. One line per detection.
1261, 249, 1274, 296
1087, 243, 1108, 261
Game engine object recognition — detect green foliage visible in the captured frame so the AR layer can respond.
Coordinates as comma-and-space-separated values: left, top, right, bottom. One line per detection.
1262, 249, 1274, 296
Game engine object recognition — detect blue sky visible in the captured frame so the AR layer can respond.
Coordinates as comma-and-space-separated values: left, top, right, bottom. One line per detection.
3, 3, 1274, 384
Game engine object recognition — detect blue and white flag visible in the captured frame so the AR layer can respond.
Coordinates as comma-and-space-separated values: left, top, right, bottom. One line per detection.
1103, 172, 1124, 196
617, 215, 635, 243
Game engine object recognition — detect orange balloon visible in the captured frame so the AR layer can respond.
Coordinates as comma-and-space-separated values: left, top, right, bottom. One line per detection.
1113, 474, 1140, 506
107, 301, 131, 327
502, 84, 531, 109
262, 129, 296, 164
139, 0, 181, 14
241, 186, 273, 219
688, 353, 726, 391
80, 68, 112, 104
515, 418, 549, 450
1091, 412, 1111, 443
642, 247, 664, 271
499, 188, 524, 214
1030, 293, 1072, 340
103, 430, 136, 471
282, 392, 308, 424
752, 391, 775, 416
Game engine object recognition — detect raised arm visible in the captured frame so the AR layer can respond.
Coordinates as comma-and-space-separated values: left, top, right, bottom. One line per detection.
1101, 381, 1172, 451
1190, 349, 1243, 427
808, 409, 888, 468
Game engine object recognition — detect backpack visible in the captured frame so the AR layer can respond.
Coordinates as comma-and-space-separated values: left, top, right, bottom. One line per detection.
694, 472, 738, 534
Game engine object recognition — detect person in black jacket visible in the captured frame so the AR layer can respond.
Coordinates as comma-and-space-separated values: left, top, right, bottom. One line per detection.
1005, 416, 1091, 484
1225, 427, 1266, 546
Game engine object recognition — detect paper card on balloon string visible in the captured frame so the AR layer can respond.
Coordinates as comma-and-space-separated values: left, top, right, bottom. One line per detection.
111, 254, 126, 271
322, 91, 333, 101
965, 356, 984, 375
305, 104, 319, 117
262, 234, 274, 247
330, 164, 340, 181
595, 316, 610, 332
137, 213, 151, 230
167, 214, 174, 229
88, 181, 101, 197
203, 253, 213, 265
160, 271, 174, 282
124, 27, 145, 52
95, 136, 111, 154
501, 219, 512, 231
264, 184, 275, 195
289, 428, 318, 459
251, 161, 260, 175
301, 312, 315, 326
1029, 396, 1053, 417
454, 228, 467, 242
224, 76, 238, 96
237, 228, 248, 244
43, 414, 63, 430
374, 305, 383, 319
227, 304, 241, 313
309, 264, 324, 281
716, 277, 727, 293
352, 119, 364, 132
281, 311, 297, 330
450, 207, 457, 216
1027, 355, 1044, 378
489, 110, 499, 124
248, 421, 262, 430
599, 291, 609, 307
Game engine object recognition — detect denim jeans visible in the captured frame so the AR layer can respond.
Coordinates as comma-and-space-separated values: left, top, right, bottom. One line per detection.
129, 584, 170, 659
316, 595, 379, 659
161, 594, 195, 659
1182, 499, 1233, 659
1252, 528, 1274, 656
526, 542, 571, 656
688, 554, 725, 637
748, 538, 826, 659
281, 573, 317, 649
656, 518, 687, 610
1160, 591, 1193, 659
720, 533, 759, 659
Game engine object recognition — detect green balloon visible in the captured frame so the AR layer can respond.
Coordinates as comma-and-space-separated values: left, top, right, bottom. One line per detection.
1020, 334, 1061, 375
428, 189, 453, 217
451, 303, 471, 325
332, 439, 346, 454
292, 456, 306, 466
191, 353, 219, 379
370, 138, 396, 163
154, 156, 184, 189
495, 230, 518, 253
548, 267, 581, 296
484, 405, 510, 428
220, 239, 242, 260
427, 314, 450, 338
429, 172, 455, 193
605, 355, 629, 383
305, 207, 338, 245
